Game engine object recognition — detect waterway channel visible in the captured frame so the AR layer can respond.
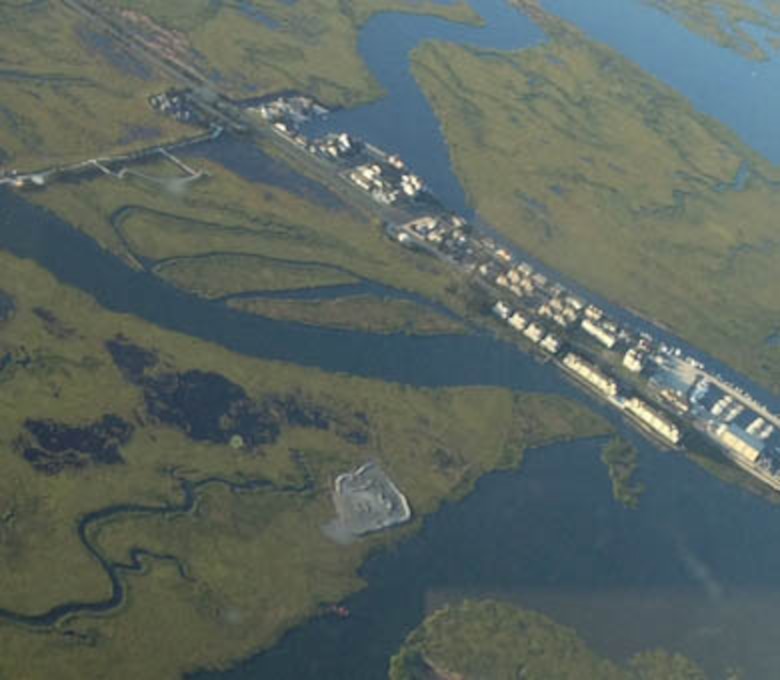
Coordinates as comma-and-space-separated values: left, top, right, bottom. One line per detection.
197, 436, 780, 680
197, 0, 780, 677
4, 0, 780, 677
301, 0, 780, 412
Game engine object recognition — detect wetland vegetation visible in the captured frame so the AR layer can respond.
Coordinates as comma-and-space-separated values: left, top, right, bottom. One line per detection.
0, 1, 185, 168
639, 0, 780, 60
101, 0, 482, 106
153, 253, 357, 299
412, 5, 780, 393
3, 0, 776, 677
601, 437, 643, 509
389, 599, 707, 680
227, 295, 467, 336
0, 249, 608, 678
31, 153, 478, 333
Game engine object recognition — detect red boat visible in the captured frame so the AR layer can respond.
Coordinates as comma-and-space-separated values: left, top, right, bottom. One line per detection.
326, 604, 350, 618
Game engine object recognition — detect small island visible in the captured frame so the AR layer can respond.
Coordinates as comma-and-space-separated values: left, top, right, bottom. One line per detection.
389, 599, 708, 679
601, 437, 644, 509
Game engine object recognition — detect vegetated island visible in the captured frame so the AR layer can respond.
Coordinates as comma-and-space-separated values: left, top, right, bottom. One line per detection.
389, 599, 709, 680
411, 4, 780, 394
227, 295, 467, 336
0, 250, 609, 679
30, 150, 480, 335
639, 0, 780, 61
601, 437, 643, 509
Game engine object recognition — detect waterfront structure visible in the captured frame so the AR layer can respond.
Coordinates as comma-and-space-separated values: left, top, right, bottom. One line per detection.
659, 388, 690, 415
624, 397, 681, 444
715, 424, 764, 463
623, 348, 645, 373
492, 301, 511, 320
540, 334, 562, 355
562, 353, 619, 398
240, 93, 780, 495
508, 312, 528, 331
584, 305, 603, 321
581, 318, 618, 349
524, 322, 545, 344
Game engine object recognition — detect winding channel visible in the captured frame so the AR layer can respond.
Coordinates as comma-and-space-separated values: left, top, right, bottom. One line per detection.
109, 203, 464, 319
2, 0, 780, 676
0, 456, 315, 628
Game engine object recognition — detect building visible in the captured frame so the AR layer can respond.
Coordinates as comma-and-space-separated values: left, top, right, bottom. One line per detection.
746, 416, 766, 437
537, 303, 552, 319
496, 248, 512, 263
540, 334, 562, 355
400, 173, 424, 198
623, 348, 645, 373
562, 353, 619, 397
408, 216, 437, 236
388, 154, 405, 169
508, 312, 528, 331
581, 318, 617, 350
715, 424, 764, 463
524, 323, 545, 343
624, 397, 681, 444
659, 388, 690, 415
584, 305, 603, 321
492, 301, 511, 321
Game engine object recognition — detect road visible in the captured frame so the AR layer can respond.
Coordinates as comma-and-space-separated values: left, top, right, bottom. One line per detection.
1, 126, 221, 189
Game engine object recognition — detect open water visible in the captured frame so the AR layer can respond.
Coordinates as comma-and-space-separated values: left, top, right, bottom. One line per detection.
201, 1, 780, 677
3, 0, 780, 677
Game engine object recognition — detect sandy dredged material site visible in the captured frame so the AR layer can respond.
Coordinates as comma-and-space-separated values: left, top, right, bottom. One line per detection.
332, 461, 412, 536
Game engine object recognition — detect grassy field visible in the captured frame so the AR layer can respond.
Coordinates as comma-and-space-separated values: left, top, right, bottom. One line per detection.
412, 9, 780, 393
102, 0, 482, 105
228, 295, 467, 335
389, 599, 707, 679
0, 250, 608, 678
0, 0, 478, 170
0, 1, 187, 168
153, 254, 357, 299
32, 152, 477, 321
639, 0, 780, 60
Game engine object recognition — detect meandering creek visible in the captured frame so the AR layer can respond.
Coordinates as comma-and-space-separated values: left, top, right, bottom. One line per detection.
3, 0, 780, 676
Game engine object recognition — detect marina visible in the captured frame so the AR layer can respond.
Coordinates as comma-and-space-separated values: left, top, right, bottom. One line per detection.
4, 0, 780, 676
246, 91, 780, 492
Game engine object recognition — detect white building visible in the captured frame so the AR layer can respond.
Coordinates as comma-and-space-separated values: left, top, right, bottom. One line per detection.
508, 312, 528, 331
492, 301, 511, 320
715, 424, 764, 463
540, 334, 562, 355
562, 353, 619, 397
581, 318, 617, 350
623, 348, 645, 373
624, 397, 681, 444
524, 323, 545, 343
585, 305, 603, 321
